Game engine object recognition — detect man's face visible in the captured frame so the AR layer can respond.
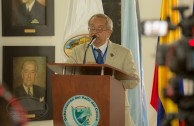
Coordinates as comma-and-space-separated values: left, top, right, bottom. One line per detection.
88, 17, 112, 47
21, 62, 36, 87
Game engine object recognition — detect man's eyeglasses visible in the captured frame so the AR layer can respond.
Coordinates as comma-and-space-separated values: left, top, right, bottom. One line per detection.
88, 26, 109, 32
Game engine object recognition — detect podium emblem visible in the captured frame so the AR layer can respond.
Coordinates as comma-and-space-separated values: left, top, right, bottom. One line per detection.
72, 106, 91, 125
62, 95, 100, 126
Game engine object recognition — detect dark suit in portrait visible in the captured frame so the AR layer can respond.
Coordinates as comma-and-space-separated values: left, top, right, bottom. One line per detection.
14, 84, 45, 99
14, 0, 45, 25
14, 84, 45, 115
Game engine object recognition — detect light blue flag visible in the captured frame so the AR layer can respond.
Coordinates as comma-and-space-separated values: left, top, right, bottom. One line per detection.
121, 0, 148, 126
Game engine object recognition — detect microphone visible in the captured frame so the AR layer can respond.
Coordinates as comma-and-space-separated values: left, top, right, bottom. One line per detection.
83, 35, 97, 64
88, 35, 97, 47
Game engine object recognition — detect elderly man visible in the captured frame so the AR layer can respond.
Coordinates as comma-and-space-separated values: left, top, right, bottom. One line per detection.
66, 13, 139, 126
14, 60, 45, 101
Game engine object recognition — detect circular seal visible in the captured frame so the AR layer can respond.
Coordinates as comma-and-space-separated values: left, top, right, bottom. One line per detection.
64, 34, 90, 57
62, 95, 100, 126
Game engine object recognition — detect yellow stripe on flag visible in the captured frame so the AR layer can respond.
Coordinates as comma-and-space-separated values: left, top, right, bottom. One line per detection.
159, 0, 180, 125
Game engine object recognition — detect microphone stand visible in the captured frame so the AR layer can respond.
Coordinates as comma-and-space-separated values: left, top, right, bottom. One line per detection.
83, 35, 96, 64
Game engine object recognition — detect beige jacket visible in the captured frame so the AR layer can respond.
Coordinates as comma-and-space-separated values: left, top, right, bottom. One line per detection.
66, 41, 139, 126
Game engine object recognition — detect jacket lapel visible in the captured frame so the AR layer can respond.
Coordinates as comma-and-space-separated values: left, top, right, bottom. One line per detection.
105, 41, 117, 65
86, 46, 96, 63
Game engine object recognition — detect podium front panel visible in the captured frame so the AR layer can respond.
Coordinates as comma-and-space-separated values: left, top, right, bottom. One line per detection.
52, 75, 124, 126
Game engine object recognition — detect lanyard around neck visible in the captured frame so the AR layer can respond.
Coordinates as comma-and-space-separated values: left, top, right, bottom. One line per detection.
92, 46, 108, 64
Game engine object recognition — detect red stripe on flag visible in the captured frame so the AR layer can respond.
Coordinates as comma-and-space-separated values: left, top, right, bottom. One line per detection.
150, 65, 159, 111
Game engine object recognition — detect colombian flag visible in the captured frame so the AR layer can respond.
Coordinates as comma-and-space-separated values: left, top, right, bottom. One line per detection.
150, 0, 182, 126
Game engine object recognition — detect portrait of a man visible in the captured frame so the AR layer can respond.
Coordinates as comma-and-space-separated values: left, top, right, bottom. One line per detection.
13, 57, 46, 118
13, 0, 46, 26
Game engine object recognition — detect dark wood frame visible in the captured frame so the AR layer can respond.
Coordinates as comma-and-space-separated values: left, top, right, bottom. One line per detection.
3, 46, 55, 121
2, 0, 54, 36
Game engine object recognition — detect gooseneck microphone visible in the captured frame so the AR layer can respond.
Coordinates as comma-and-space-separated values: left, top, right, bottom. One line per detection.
83, 35, 97, 64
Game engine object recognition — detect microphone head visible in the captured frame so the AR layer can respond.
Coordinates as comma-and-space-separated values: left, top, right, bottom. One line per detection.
92, 35, 97, 40
87, 35, 97, 47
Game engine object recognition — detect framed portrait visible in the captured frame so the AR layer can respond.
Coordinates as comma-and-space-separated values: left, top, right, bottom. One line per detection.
3, 46, 55, 121
2, 0, 54, 36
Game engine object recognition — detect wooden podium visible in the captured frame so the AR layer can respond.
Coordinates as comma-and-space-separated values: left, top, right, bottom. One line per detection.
48, 63, 138, 126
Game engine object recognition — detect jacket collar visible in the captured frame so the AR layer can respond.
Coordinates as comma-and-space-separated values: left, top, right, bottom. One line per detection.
85, 40, 117, 64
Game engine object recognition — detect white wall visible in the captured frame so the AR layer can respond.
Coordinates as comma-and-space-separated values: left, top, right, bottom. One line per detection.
0, 0, 193, 126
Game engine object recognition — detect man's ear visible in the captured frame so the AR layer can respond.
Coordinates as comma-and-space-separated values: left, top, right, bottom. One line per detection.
108, 30, 113, 34
107, 30, 113, 37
